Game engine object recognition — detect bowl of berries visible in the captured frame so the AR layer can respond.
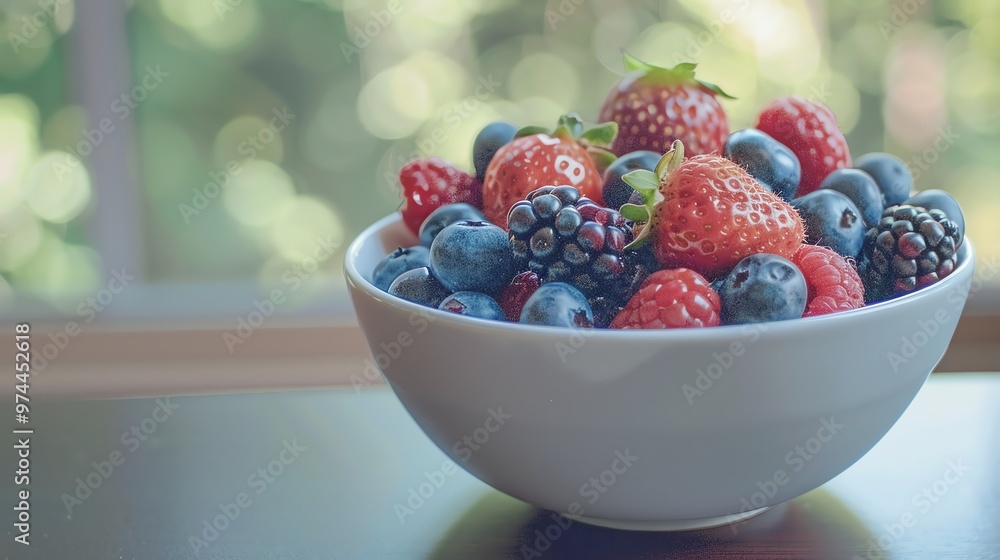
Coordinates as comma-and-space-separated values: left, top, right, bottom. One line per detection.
345, 56, 974, 530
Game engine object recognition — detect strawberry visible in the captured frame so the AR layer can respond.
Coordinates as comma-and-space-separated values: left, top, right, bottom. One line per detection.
755, 97, 851, 197
398, 158, 481, 236
621, 140, 805, 279
598, 53, 732, 157
791, 244, 865, 317
482, 114, 616, 229
610, 268, 720, 329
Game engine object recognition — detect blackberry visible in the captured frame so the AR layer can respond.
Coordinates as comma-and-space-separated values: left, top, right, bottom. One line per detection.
507, 186, 646, 326
858, 204, 962, 303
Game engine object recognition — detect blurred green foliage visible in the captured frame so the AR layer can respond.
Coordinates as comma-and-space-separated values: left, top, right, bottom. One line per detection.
0, 0, 998, 306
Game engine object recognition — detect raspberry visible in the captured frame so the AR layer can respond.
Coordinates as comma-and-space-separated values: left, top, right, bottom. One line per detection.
497, 271, 540, 322
610, 269, 720, 329
791, 245, 865, 317
399, 158, 482, 236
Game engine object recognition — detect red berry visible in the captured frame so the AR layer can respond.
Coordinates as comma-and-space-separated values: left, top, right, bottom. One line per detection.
610, 268, 720, 329
399, 157, 482, 236
482, 133, 602, 228
635, 142, 805, 279
497, 271, 540, 322
598, 56, 730, 157
755, 97, 851, 196
791, 244, 865, 317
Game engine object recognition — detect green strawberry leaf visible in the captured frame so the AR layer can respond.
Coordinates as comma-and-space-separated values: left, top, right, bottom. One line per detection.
694, 78, 735, 99
514, 125, 549, 138
580, 122, 618, 148
588, 147, 617, 172
621, 51, 735, 99
622, 169, 659, 195
622, 50, 654, 73
619, 203, 649, 222
654, 140, 685, 181
625, 222, 652, 250
554, 113, 585, 139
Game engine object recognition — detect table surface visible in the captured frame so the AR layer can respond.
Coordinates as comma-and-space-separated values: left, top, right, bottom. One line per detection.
3, 374, 999, 560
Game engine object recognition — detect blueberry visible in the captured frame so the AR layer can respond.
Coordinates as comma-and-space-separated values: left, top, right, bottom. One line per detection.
854, 152, 912, 206
418, 203, 486, 247
372, 246, 430, 292
473, 121, 518, 182
724, 128, 801, 201
388, 267, 451, 308
905, 189, 965, 241
819, 169, 883, 227
602, 150, 660, 210
717, 254, 807, 324
438, 291, 505, 321
792, 190, 867, 259
429, 220, 516, 294
519, 282, 594, 328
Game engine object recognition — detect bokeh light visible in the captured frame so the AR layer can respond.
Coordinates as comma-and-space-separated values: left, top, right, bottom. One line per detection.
22, 151, 92, 224
223, 160, 296, 227
271, 196, 345, 262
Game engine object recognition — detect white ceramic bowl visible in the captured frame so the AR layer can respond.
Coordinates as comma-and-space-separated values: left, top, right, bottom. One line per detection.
345, 213, 975, 531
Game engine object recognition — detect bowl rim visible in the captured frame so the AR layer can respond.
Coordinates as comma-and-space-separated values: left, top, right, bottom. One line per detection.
345, 212, 976, 339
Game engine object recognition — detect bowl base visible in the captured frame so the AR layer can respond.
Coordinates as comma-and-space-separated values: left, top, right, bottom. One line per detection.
562, 506, 771, 532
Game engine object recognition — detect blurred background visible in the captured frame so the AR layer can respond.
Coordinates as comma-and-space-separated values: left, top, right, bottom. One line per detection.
0, 0, 998, 317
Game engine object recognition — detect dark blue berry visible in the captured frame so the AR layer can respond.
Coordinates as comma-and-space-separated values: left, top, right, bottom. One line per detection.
602, 150, 660, 210
372, 246, 429, 292
388, 267, 451, 308
429, 220, 515, 294
519, 283, 594, 328
473, 121, 518, 182
792, 190, 867, 259
819, 168, 883, 227
717, 254, 807, 324
438, 291, 505, 321
724, 128, 801, 201
418, 203, 486, 247
854, 152, 912, 206
904, 189, 965, 241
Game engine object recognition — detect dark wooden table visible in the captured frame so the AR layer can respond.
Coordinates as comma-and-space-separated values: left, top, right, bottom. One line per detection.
3, 373, 999, 559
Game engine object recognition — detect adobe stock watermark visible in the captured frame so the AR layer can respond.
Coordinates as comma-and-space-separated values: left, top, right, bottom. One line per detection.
554, 323, 595, 364
188, 439, 306, 555
888, 252, 997, 372
545, 0, 587, 30
905, 127, 959, 184
379, 74, 501, 202
179, 106, 295, 224
854, 458, 969, 560
519, 449, 639, 558
349, 307, 438, 393
394, 407, 511, 524
31, 268, 135, 373
727, 416, 844, 534
681, 323, 768, 405
878, 0, 929, 40
53, 65, 169, 180
340, 0, 405, 62
669, 0, 751, 66
222, 234, 339, 353
60, 398, 181, 517
213, 0, 249, 20
6, 0, 70, 53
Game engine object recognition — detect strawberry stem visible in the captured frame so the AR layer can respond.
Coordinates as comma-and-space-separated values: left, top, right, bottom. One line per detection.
620, 51, 735, 99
